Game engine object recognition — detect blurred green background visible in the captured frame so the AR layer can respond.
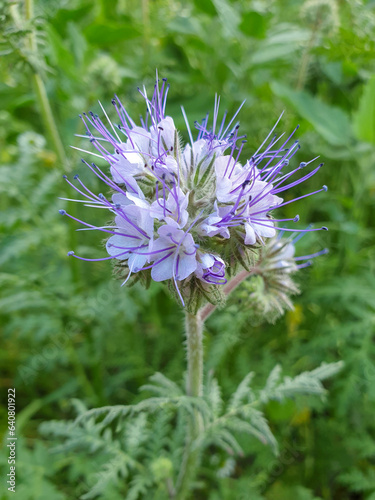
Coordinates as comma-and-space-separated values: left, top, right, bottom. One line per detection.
1, 0, 375, 498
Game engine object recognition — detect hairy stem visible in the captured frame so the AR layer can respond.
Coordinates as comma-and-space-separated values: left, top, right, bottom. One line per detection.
25, 0, 67, 166
32, 73, 67, 166
22, 0, 80, 284
22, 2, 88, 391
175, 269, 257, 497
185, 311, 203, 398
175, 311, 204, 499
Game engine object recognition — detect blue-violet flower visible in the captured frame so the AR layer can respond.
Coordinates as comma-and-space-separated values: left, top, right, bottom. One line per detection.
60, 78, 327, 306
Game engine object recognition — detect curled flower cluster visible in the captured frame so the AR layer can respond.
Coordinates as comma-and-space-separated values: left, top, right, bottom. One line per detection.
232, 233, 329, 323
60, 78, 327, 306
259, 231, 329, 275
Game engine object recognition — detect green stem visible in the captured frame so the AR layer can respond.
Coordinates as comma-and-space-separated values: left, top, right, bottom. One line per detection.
185, 311, 203, 398
32, 72, 67, 166
23, 0, 80, 284
24, 0, 66, 166
174, 311, 204, 500
175, 271, 258, 497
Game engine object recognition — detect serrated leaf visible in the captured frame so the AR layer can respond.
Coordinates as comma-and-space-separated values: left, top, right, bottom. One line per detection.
224, 409, 278, 454
205, 373, 223, 417
260, 365, 282, 402
140, 372, 183, 398
307, 361, 344, 381
228, 372, 255, 411
275, 373, 326, 399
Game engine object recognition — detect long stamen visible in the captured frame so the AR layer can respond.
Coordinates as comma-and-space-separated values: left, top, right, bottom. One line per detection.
294, 248, 329, 261
62, 81, 328, 306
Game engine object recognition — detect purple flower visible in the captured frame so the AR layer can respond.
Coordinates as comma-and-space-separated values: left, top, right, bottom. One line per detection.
60, 77, 327, 305
150, 116, 176, 156
149, 225, 198, 301
196, 253, 227, 285
150, 186, 189, 229
105, 203, 154, 278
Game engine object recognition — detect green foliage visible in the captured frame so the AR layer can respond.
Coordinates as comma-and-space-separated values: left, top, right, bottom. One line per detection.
1, 0, 375, 498
271, 82, 353, 147
0, 438, 65, 499
39, 364, 341, 499
353, 75, 375, 145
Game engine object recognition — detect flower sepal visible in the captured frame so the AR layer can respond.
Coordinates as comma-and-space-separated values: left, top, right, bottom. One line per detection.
169, 275, 227, 315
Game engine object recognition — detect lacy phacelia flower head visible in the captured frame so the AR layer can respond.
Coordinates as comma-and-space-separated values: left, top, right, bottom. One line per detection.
60, 78, 327, 307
